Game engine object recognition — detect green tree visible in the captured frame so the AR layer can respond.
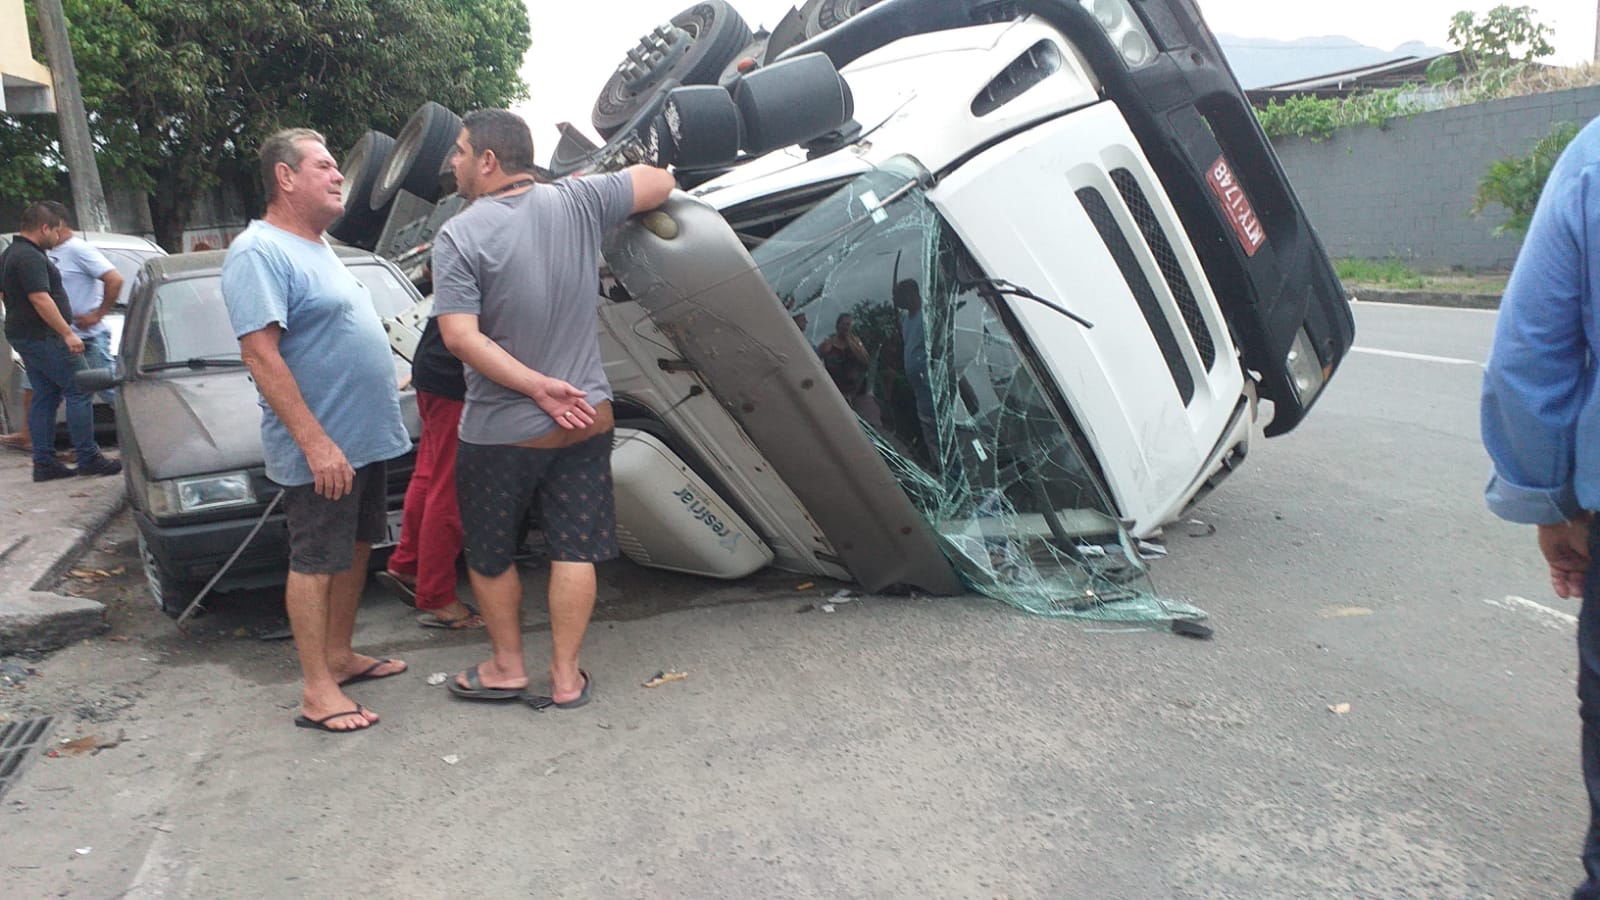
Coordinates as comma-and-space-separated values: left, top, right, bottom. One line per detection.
1448, 4, 1555, 71
1470, 120, 1580, 236
5, 0, 529, 249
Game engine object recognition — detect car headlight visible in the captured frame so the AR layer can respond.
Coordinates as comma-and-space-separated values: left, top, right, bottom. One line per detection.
1078, 0, 1159, 70
1284, 328, 1328, 406
147, 472, 255, 516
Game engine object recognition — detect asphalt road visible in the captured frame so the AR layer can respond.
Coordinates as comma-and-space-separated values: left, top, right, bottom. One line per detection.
0, 299, 1585, 897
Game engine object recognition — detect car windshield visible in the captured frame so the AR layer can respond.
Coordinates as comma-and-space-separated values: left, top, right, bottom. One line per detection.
138, 263, 413, 371
750, 167, 1194, 621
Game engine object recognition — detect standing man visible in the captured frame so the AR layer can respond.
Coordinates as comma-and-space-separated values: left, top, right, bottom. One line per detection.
42, 201, 124, 382
1483, 115, 1600, 898
222, 128, 412, 734
0, 202, 121, 481
433, 109, 673, 706
380, 313, 482, 630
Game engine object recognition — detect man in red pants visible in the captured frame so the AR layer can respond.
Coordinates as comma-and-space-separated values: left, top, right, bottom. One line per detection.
381, 316, 481, 629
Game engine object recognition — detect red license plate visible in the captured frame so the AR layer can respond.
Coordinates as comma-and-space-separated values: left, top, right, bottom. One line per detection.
1206, 155, 1265, 257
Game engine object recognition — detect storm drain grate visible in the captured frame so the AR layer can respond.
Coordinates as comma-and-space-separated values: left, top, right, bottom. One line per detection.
0, 716, 56, 800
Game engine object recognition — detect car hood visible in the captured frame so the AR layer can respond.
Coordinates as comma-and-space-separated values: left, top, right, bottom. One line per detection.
123, 372, 420, 481
122, 372, 267, 480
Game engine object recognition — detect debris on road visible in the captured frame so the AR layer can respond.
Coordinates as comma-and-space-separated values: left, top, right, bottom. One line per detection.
74, 847, 91, 856
426, 673, 448, 686
1329, 703, 1352, 715
795, 582, 814, 591
643, 671, 688, 688
441, 754, 460, 766
1184, 519, 1217, 538
49, 730, 126, 757
1170, 619, 1214, 640
1, 663, 38, 686
1322, 607, 1374, 618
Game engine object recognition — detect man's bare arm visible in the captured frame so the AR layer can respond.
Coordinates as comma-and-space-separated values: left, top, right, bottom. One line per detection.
437, 313, 594, 429
77, 270, 125, 329
238, 325, 354, 499
627, 165, 676, 213
27, 291, 84, 353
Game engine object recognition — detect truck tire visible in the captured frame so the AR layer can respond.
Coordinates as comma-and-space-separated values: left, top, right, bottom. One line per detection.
138, 530, 198, 619
801, 0, 884, 38
327, 131, 394, 249
370, 102, 462, 210
592, 1, 751, 139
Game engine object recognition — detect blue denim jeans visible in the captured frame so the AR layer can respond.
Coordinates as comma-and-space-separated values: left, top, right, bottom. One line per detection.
11, 335, 97, 468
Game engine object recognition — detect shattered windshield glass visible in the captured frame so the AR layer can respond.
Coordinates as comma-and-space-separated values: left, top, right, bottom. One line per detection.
750, 165, 1201, 621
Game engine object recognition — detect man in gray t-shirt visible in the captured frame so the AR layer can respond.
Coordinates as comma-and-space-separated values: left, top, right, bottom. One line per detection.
434, 109, 674, 707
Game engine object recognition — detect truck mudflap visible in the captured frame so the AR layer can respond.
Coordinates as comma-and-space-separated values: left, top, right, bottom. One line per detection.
1016, 0, 1354, 435
603, 194, 964, 594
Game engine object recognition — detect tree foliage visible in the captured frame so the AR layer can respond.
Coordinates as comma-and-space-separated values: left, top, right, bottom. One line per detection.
4, 0, 529, 249
1471, 120, 1580, 237
1448, 5, 1555, 71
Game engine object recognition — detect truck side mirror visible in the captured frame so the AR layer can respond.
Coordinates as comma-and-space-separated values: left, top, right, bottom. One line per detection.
731, 52, 854, 156
664, 85, 743, 169
76, 367, 119, 393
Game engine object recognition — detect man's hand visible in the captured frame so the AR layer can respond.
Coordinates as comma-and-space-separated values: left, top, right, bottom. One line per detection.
64, 333, 85, 355
75, 311, 104, 330
1538, 517, 1591, 599
530, 374, 596, 430
304, 435, 356, 500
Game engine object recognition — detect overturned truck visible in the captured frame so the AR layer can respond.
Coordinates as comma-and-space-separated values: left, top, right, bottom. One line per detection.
335, 0, 1354, 617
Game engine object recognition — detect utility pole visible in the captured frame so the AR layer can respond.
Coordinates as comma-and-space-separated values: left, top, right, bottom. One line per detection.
33, 0, 110, 231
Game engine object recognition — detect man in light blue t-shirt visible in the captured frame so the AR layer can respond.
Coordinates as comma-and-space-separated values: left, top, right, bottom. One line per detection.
222, 128, 411, 735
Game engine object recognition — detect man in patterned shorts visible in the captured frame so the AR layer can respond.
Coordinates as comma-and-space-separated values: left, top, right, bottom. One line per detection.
433, 109, 674, 707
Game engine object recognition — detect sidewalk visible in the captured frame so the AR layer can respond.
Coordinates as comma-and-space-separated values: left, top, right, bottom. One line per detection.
0, 448, 126, 653
1345, 285, 1501, 310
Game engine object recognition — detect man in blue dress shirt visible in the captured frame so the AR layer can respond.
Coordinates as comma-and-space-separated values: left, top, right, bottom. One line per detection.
1483, 115, 1600, 899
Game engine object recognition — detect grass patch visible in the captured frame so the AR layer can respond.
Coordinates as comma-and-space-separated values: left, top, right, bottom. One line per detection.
1335, 258, 1426, 289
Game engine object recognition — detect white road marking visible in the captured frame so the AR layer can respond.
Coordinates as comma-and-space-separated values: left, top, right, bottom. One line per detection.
1484, 594, 1578, 630
1351, 346, 1481, 366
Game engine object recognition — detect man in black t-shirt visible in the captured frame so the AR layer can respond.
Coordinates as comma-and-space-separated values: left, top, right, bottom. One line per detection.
1, 202, 120, 481
379, 313, 480, 629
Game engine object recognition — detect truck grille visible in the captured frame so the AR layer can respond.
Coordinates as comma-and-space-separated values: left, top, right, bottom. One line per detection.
1076, 186, 1196, 405
1109, 168, 1217, 371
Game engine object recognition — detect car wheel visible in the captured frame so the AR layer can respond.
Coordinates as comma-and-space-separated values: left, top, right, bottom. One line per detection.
591, 1, 752, 139
370, 102, 463, 210
137, 529, 197, 619
800, 0, 884, 38
327, 131, 396, 249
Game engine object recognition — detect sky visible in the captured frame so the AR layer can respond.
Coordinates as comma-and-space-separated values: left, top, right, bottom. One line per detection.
514, 0, 1599, 159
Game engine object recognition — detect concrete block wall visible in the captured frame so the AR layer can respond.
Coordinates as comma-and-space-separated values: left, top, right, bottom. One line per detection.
1270, 85, 1600, 271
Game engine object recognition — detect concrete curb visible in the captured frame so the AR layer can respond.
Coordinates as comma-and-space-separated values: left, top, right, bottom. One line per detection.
1345, 286, 1502, 310
0, 483, 127, 655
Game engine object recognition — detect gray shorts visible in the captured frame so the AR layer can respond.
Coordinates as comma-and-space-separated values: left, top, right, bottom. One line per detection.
456, 432, 617, 576
277, 461, 388, 574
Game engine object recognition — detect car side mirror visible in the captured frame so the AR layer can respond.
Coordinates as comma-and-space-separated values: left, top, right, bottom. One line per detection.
76, 367, 120, 393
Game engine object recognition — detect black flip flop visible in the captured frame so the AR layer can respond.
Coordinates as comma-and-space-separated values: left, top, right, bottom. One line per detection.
447, 665, 527, 701
294, 707, 376, 733
524, 670, 592, 711
339, 658, 407, 686
373, 570, 417, 602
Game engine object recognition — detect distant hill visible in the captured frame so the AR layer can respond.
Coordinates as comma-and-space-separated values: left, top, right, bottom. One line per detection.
1217, 34, 1450, 89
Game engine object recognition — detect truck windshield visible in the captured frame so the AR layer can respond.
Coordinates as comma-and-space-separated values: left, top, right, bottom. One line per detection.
750, 168, 1195, 621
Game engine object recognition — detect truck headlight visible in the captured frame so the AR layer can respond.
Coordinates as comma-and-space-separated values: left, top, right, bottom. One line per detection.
147, 472, 255, 516
1079, 0, 1159, 70
1284, 328, 1327, 406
